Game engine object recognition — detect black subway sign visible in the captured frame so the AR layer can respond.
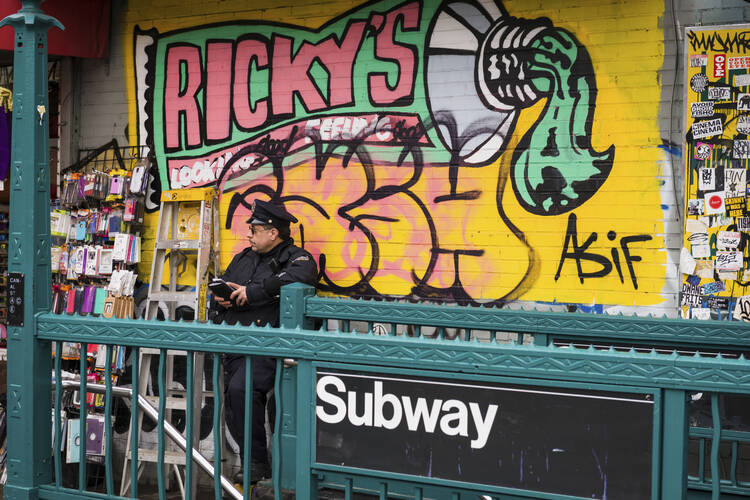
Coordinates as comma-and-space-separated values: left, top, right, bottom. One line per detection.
7, 272, 23, 327
315, 369, 654, 499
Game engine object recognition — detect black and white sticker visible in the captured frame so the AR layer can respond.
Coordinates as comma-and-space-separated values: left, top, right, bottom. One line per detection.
694, 142, 713, 161
691, 73, 709, 93
738, 115, 750, 135
681, 282, 701, 307
691, 101, 714, 118
725, 168, 747, 197
708, 296, 729, 309
733, 140, 750, 159
690, 54, 707, 67
687, 198, 705, 216
708, 86, 730, 101
698, 167, 715, 190
692, 118, 723, 139
736, 73, 750, 88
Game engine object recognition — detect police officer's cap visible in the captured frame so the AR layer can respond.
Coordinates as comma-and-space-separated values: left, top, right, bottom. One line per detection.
246, 199, 298, 228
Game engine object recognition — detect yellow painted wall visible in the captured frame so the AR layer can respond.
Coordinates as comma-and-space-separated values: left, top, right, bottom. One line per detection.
123, 0, 669, 309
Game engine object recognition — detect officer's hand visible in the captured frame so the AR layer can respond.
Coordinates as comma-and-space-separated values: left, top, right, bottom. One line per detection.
228, 282, 248, 306
215, 295, 233, 309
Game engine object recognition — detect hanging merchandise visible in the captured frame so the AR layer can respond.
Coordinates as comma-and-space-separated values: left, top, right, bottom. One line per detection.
51, 146, 151, 371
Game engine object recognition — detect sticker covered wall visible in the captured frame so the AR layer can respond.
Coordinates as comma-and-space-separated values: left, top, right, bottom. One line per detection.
683, 24, 750, 321
124, 0, 670, 310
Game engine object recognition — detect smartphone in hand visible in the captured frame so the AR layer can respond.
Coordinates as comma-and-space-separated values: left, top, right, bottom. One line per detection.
209, 279, 234, 300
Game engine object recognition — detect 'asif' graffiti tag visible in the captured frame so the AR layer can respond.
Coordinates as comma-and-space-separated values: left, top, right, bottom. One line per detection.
555, 214, 652, 290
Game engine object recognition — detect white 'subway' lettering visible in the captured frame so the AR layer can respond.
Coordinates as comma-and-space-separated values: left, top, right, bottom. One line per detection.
315, 375, 499, 450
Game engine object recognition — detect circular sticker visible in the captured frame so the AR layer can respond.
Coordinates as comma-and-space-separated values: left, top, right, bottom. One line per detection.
708, 194, 723, 210
691, 73, 709, 93
695, 143, 712, 160
738, 115, 750, 135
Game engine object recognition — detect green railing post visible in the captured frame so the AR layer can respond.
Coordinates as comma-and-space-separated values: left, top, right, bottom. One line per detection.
661, 389, 689, 500
296, 359, 316, 500
279, 283, 315, 490
279, 283, 316, 329
0, 2, 62, 498
532, 333, 549, 346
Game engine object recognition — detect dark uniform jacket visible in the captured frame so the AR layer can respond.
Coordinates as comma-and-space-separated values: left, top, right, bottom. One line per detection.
211, 238, 317, 327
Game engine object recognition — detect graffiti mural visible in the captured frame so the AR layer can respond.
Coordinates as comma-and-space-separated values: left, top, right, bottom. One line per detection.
126, 0, 669, 308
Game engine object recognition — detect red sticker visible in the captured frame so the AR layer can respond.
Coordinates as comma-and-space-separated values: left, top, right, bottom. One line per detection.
715, 54, 726, 78
708, 194, 723, 209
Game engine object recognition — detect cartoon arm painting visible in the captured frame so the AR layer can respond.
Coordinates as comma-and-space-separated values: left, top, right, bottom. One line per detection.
479, 15, 614, 215
425, 1, 614, 302
428, 2, 613, 214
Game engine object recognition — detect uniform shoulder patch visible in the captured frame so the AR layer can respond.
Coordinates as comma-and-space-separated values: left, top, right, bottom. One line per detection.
293, 255, 310, 262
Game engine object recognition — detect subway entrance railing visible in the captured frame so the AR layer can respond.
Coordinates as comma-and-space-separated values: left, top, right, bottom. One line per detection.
15, 282, 749, 500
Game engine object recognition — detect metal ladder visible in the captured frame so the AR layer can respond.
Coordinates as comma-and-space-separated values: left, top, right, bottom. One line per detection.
146, 187, 219, 321
120, 187, 223, 498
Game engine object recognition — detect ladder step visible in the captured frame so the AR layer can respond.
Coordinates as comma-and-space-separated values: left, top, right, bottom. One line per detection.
154, 240, 204, 250
143, 392, 217, 409
133, 449, 189, 465
162, 187, 216, 203
144, 395, 188, 410
146, 292, 199, 303
141, 348, 191, 356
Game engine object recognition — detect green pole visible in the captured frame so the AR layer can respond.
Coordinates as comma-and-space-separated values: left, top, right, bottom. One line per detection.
279, 283, 316, 489
0, 2, 62, 498
661, 389, 689, 500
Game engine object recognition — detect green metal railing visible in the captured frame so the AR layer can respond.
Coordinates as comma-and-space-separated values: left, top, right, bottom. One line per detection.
689, 410, 750, 497
25, 293, 750, 500
287, 286, 750, 500
51, 378, 242, 498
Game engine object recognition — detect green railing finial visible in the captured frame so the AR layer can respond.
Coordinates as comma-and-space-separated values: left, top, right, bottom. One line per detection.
0, 1, 64, 32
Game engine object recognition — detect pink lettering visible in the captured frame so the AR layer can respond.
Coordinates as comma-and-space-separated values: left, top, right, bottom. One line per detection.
271, 35, 328, 115
233, 37, 269, 130
205, 42, 233, 142
321, 21, 367, 107
368, 2, 419, 105
164, 44, 203, 150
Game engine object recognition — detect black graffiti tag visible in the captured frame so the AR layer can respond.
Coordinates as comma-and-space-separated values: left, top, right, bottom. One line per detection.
688, 30, 750, 53
554, 213, 652, 289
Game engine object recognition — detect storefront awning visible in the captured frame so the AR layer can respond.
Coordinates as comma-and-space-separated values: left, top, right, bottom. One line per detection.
0, 0, 110, 58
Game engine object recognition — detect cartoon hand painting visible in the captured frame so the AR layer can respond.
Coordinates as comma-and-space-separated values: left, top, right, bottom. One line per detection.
425, 0, 614, 302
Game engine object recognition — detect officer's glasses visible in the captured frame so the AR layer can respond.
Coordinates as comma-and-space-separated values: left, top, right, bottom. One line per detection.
249, 225, 273, 236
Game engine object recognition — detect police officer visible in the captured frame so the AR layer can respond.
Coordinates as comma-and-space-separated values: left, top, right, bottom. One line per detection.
211, 199, 317, 484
